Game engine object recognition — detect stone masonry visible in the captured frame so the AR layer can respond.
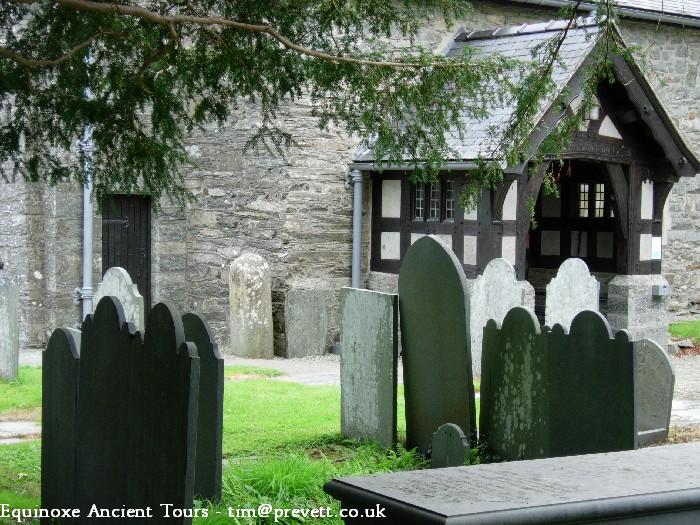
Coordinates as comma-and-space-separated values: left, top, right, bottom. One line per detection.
2, 2, 700, 354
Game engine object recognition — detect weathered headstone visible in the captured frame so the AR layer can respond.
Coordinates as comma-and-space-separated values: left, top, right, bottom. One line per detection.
76, 298, 200, 523
635, 338, 675, 446
41, 295, 222, 524
285, 282, 335, 358
324, 443, 700, 524
470, 258, 535, 376
42, 328, 80, 524
480, 307, 636, 461
93, 266, 145, 333
545, 258, 599, 330
430, 423, 470, 469
340, 287, 398, 448
0, 281, 19, 381
549, 311, 636, 457
399, 236, 476, 454
229, 253, 274, 358
480, 307, 549, 460
183, 313, 224, 501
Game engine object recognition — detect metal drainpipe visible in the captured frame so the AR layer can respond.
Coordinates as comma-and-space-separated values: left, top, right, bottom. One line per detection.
350, 169, 364, 289
80, 124, 94, 319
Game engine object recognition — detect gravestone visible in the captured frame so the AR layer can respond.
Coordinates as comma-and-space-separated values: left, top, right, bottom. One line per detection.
183, 313, 224, 501
470, 258, 534, 376
324, 443, 700, 525
93, 266, 145, 333
42, 328, 80, 523
0, 281, 19, 381
399, 236, 476, 454
480, 308, 549, 460
41, 295, 223, 524
340, 288, 398, 448
480, 307, 636, 461
430, 423, 470, 469
285, 283, 335, 358
635, 338, 675, 446
229, 253, 274, 358
545, 258, 599, 330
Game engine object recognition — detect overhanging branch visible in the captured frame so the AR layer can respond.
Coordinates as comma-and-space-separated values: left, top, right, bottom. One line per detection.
0, 30, 125, 68
9, 0, 481, 69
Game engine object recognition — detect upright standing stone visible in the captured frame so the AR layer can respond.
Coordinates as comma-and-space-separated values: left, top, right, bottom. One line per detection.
480, 307, 549, 461
481, 307, 637, 461
635, 339, 675, 446
470, 258, 535, 376
340, 288, 398, 448
229, 253, 274, 358
41, 328, 80, 524
431, 423, 470, 469
399, 236, 476, 454
183, 313, 224, 501
93, 267, 146, 333
549, 311, 637, 457
285, 282, 335, 358
545, 258, 599, 330
0, 276, 19, 381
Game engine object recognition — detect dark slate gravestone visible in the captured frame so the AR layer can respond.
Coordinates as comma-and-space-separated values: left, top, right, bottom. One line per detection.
480, 307, 549, 460
324, 442, 700, 524
480, 307, 636, 461
183, 312, 224, 502
430, 423, 470, 469
549, 310, 636, 457
42, 328, 80, 525
399, 236, 476, 454
72, 297, 200, 524
635, 338, 675, 446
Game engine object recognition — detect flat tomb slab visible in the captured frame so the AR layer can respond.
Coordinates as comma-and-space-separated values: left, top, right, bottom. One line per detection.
324, 443, 700, 524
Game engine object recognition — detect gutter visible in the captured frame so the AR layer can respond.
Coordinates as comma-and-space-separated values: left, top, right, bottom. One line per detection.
79, 125, 94, 320
508, 0, 700, 29
347, 160, 482, 172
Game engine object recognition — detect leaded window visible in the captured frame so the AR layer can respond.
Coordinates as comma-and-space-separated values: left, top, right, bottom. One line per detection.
445, 180, 456, 220
429, 182, 441, 220
415, 186, 425, 219
579, 183, 589, 217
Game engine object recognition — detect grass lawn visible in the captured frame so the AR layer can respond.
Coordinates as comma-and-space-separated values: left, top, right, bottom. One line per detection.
669, 319, 700, 343
0, 364, 482, 524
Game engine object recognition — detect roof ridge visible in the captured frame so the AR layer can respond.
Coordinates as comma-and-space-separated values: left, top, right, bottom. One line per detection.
455, 16, 599, 42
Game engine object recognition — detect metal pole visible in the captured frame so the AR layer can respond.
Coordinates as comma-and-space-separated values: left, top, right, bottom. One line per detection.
350, 169, 364, 289
80, 124, 94, 319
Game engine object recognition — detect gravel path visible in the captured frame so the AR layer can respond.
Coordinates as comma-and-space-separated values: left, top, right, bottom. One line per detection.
670, 354, 700, 401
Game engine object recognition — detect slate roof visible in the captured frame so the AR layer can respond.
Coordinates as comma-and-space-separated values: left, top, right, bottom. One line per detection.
614, 0, 700, 20
353, 18, 601, 162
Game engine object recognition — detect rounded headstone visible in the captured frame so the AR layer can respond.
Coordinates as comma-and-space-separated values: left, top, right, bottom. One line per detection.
229, 253, 274, 358
545, 258, 599, 331
471, 258, 535, 376
399, 236, 476, 454
431, 423, 470, 469
93, 267, 145, 333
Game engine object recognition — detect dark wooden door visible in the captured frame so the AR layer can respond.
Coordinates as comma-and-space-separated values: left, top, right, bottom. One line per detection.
102, 195, 152, 310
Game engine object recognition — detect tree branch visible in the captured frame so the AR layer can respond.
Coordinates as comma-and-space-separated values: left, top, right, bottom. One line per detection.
0, 30, 124, 68
9, 0, 479, 69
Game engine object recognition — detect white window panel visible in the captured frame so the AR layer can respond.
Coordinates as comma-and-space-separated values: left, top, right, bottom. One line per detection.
641, 180, 654, 220
380, 232, 401, 260
381, 180, 401, 218
463, 236, 477, 265
501, 236, 516, 265
502, 181, 518, 221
